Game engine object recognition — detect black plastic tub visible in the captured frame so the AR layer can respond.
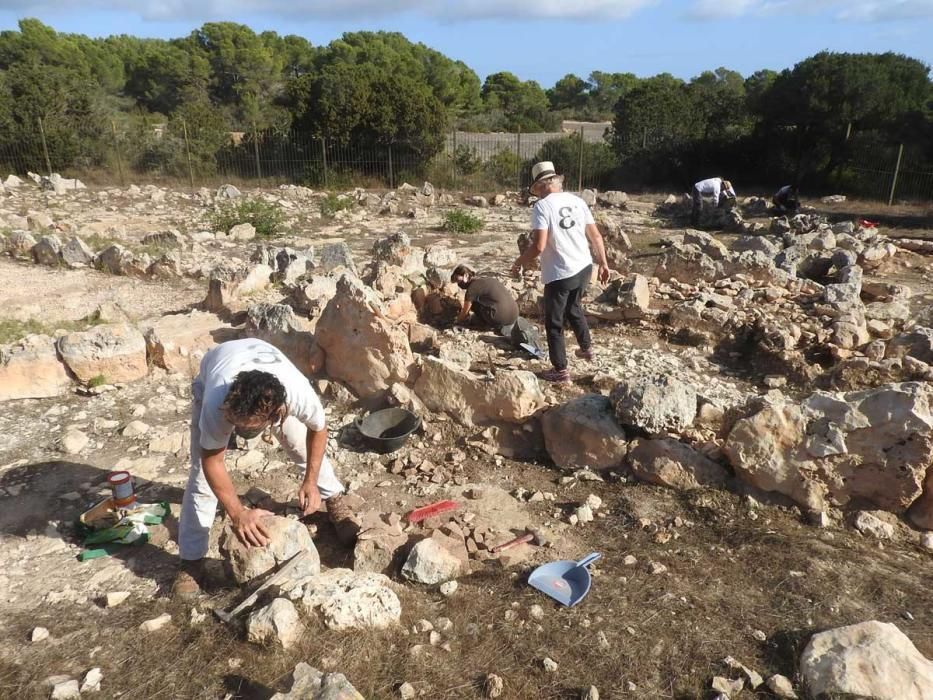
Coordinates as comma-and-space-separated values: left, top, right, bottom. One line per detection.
355, 407, 421, 453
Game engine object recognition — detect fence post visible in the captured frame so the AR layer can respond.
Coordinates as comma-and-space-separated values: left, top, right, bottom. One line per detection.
37, 116, 52, 176
845, 122, 852, 141
451, 129, 458, 184
111, 120, 126, 188
252, 123, 263, 184
321, 137, 329, 189
578, 126, 585, 192
888, 143, 904, 206
642, 125, 648, 150
516, 127, 522, 193
388, 142, 394, 190
181, 120, 195, 189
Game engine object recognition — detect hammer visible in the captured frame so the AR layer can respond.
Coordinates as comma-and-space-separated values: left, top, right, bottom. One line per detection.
213, 550, 312, 625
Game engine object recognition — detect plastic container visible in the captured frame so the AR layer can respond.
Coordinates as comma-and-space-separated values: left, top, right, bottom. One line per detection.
107, 470, 136, 508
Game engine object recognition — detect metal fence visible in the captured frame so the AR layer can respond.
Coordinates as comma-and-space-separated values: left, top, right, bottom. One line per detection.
0, 119, 930, 204
0, 121, 615, 194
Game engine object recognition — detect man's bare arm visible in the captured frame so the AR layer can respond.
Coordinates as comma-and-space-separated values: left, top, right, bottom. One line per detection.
512, 228, 548, 273
202, 447, 271, 546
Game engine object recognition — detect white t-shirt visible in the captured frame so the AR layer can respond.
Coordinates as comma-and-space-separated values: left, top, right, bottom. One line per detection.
196, 339, 325, 451
531, 191, 595, 284
695, 177, 736, 200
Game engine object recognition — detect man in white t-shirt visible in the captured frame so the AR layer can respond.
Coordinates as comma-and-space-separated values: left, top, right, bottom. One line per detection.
173, 338, 349, 599
692, 176, 736, 225
511, 161, 610, 383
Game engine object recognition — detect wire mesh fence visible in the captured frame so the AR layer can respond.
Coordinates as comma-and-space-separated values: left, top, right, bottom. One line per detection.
0, 119, 930, 204
0, 122, 618, 194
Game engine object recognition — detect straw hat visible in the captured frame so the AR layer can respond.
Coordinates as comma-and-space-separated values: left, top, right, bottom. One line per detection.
530, 161, 559, 188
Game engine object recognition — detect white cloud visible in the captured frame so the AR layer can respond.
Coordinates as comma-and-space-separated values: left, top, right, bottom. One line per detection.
0, 0, 657, 22
689, 0, 933, 21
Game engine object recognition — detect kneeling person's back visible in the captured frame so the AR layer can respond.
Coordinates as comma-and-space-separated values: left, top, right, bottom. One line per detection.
466, 277, 519, 327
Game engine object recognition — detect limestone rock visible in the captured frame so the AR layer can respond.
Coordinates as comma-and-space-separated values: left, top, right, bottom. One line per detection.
298, 568, 401, 630
627, 437, 729, 490
203, 263, 273, 313
139, 612, 171, 632
95, 244, 150, 278
415, 357, 545, 427
597, 190, 628, 207
31, 234, 62, 266
220, 515, 320, 584
228, 222, 256, 241
61, 237, 95, 268
610, 375, 697, 435
244, 303, 319, 375
353, 513, 408, 575
80, 667, 103, 693
61, 429, 89, 455
315, 274, 413, 401
767, 674, 797, 698
270, 663, 365, 700
0, 334, 71, 401
247, 598, 304, 649
887, 327, 933, 364
5, 230, 36, 257
57, 323, 148, 384
800, 621, 933, 700
318, 242, 358, 276
854, 510, 896, 539
402, 538, 463, 584
725, 382, 933, 518
216, 184, 241, 199
541, 394, 629, 471
142, 310, 235, 375
50, 680, 80, 700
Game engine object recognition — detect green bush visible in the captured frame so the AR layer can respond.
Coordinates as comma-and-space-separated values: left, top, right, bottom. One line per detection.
484, 148, 523, 187
209, 198, 285, 237
443, 210, 484, 234
320, 194, 354, 218
87, 374, 108, 388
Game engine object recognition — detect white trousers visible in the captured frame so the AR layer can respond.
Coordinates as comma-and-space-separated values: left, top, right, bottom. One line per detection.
178, 378, 344, 561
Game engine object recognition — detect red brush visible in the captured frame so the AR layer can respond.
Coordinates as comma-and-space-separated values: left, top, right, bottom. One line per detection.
406, 499, 459, 523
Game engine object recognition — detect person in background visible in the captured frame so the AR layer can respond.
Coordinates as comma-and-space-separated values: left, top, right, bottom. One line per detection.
511, 161, 610, 383
691, 176, 736, 225
773, 184, 800, 214
451, 264, 519, 334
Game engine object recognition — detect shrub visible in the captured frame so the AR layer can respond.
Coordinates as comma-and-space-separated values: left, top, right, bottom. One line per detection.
209, 198, 285, 237
87, 374, 108, 388
320, 194, 354, 218
443, 210, 484, 234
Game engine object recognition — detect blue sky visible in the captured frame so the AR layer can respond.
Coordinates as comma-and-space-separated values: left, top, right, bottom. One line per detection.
1, 0, 931, 86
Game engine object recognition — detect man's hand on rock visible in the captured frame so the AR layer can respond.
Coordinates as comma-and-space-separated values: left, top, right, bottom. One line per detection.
598, 264, 611, 284
298, 480, 321, 516
232, 507, 272, 548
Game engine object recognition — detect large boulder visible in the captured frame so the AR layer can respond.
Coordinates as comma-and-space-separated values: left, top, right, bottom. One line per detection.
288, 275, 339, 317
244, 303, 320, 375
220, 515, 320, 584
142, 310, 235, 375
725, 382, 933, 517
626, 437, 729, 490
800, 621, 933, 700
246, 598, 304, 650
541, 394, 628, 472
57, 323, 148, 384
0, 335, 71, 401
414, 356, 545, 426
610, 375, 697, 435
95, 244, 151, 278
654, 242, 723, 283
5, 230, 36, 257
296, 569, 400, 630
317, 242, 358, 276
315, 274, 413, 401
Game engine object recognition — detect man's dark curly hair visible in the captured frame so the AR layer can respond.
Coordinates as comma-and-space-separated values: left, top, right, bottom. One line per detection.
222, 370, 287, 422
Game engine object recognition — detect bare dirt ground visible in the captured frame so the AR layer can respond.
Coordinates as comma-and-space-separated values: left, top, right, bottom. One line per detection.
0, 184, 931, 699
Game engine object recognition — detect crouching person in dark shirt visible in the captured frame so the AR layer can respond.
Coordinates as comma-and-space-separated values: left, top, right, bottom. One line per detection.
451, 264, 520, 335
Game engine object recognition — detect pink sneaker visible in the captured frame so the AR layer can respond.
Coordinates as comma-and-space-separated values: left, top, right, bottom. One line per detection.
540, 368, 571, 383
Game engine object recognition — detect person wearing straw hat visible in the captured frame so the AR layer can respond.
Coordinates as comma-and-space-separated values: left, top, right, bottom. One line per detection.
691, 176, 736, 226
510, 161, 610, 383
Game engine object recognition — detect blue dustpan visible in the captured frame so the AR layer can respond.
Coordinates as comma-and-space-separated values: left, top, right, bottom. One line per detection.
528, 553, 601, 607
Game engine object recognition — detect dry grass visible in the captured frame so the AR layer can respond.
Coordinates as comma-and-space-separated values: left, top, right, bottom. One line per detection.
2, 481, 930, 699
